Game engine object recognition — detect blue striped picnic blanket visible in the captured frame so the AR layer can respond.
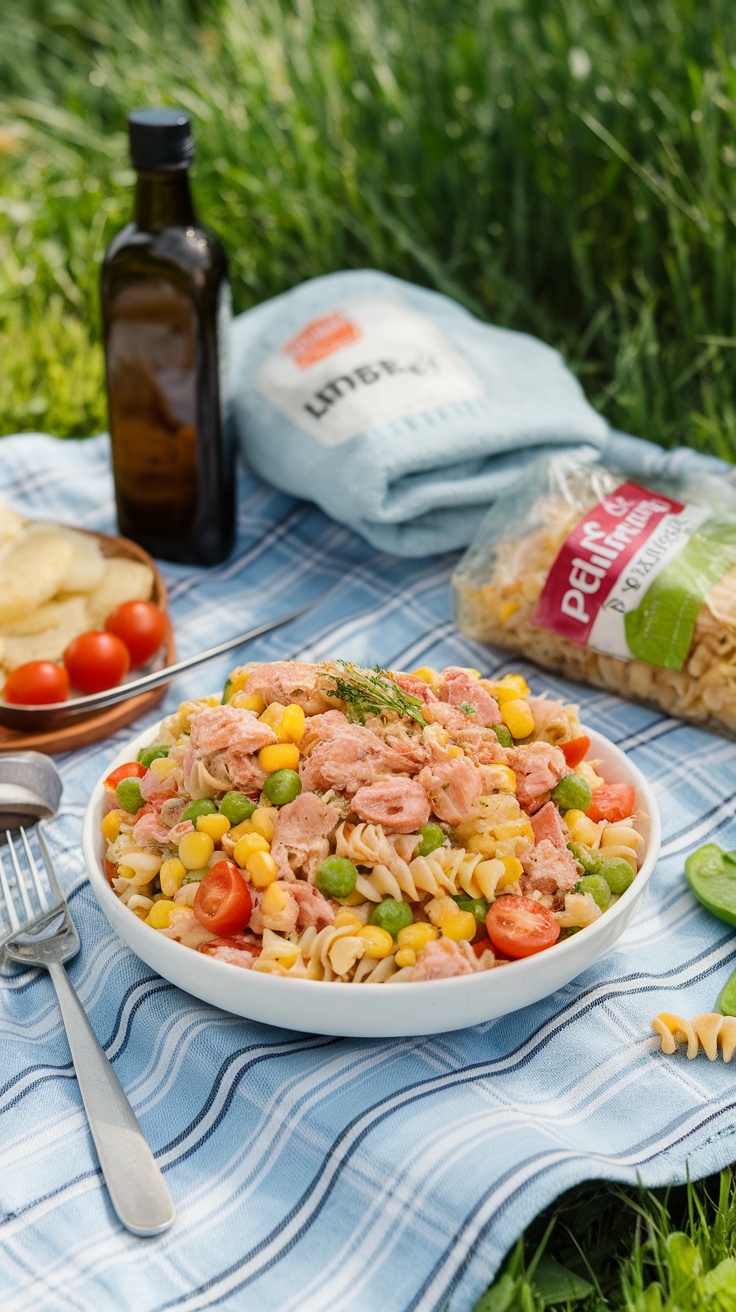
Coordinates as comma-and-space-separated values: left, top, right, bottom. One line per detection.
2, 433, 736, 1312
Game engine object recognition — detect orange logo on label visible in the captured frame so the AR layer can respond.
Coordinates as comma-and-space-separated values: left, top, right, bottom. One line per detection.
284, 313, 361, 368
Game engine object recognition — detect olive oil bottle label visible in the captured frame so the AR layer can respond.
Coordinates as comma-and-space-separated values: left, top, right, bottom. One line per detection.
255, 292, 483, 446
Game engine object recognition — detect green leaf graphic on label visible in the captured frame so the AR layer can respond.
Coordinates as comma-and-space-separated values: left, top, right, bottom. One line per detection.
625, 518, 736, 669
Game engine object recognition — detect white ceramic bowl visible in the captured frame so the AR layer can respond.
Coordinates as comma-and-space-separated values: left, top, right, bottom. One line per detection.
82, 722, 660, 1037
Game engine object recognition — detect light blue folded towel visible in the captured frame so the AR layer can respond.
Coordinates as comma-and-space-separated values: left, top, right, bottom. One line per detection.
231, 270, 727, 556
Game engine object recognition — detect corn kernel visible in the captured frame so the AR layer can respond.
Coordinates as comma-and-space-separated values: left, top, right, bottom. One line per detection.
497, 856, 523, 889
563, 809, 586, 829
196, 813, 231, 841
492, 820, 532, 842
246, 850, 279, 887
571, 816, 601, 847
159, 857, 187, 897
395, 948, 416, 968
447, 746, 462, 758
117, 864, 136, 881
396, 922, 439, 952
150, 756, 176, 780
500, 698, 535, 739
229, 819, 254, 842
258, 743, 300, 773
250, 807, 275, 841
234, 691, 265, 712
280, 704, 306, 743
334, 910, 363, 931
474, 858, 505, 901
227, 668, 254, 695
262, 881, 291, 915
178, 830, 215, 870
259, 701, 285, 732
488, 765, 516, 793
425, 896, 460, 927
145, 899, 179, 929
233, 832, 269, 866
441, 910, 478, 941
499, 598, 520, 624
502, 674, 530, 695
101, 809, 124, 842
359, 925, 394, 959
411, 666, 440, 684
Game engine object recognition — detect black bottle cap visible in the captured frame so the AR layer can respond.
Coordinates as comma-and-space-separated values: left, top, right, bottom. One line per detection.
128, 108, 195, 171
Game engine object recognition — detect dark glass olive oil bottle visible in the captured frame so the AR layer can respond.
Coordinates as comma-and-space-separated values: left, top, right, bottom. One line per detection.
101, 109, 235, 565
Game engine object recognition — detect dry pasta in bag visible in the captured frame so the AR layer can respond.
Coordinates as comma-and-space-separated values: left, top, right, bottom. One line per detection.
453, 454, 736, 734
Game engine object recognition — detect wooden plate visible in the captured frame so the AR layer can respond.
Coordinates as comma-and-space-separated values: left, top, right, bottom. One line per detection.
0, 530, 175, 756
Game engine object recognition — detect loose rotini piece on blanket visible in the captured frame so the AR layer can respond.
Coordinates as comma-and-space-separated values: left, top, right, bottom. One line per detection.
652, 1013, 736, 1062
102, 658, 647, 983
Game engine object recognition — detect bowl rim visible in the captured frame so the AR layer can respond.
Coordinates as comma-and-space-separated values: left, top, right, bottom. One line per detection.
82, 716, 661, 998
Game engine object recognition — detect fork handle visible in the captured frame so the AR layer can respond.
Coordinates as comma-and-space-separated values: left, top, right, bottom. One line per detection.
48, 960, 175, 1236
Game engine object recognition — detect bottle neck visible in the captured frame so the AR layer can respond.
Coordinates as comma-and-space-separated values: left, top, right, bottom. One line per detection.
133, 168, 196, 231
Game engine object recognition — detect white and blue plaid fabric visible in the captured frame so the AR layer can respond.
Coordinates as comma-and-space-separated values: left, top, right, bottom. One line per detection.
2, 434, 736, 1312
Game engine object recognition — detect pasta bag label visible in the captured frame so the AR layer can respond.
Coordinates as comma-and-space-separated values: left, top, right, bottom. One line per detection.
532, 480, 736, 670
255, 293, 483, 447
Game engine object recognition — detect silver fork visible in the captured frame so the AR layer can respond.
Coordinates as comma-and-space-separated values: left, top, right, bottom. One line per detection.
0, 824, 175, 1236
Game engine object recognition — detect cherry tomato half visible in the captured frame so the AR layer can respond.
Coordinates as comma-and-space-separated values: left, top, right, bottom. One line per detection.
64, 630, 130, 694
586, 783, 636, 824
104, 760, 147, 791
3, 661, 70, 705
193, 860, 253, 937
105, 601, 167, 668
561, 735, 590, 769
200, 934, 263, 960
485, 895, 560, 959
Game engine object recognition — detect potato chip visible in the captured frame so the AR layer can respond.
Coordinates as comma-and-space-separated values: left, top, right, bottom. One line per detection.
0, 595, 91, 638
1, 596, 89, 670
0, 528, 74, 624
0, 499, 25, 548
58, 530, 106, 592
85, 558, 155, 627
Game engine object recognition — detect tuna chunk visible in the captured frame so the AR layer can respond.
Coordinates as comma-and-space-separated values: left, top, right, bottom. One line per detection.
393, 672, 438, 704
530, 801, 570, 850
271, 792, 340, 883
411, 938, 477, 980
200, 935, 263, 968
132, 810, 171, 845
351, 777, 431, 832
417, 756, 483, 825
158, 908, 215, 949
438, 667, 502, 727
290, 882, 336, 929
521, 839, 581, 895
507, 742, 567, 812
189, 704, 277, 755
300, 727, 418, 795
245, 661, 341, 715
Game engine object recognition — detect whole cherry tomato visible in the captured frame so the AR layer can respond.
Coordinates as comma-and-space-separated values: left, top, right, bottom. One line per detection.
3, 661, 70, 705
105, 601, 167, 667
485, 895, 560, 959
193, 860, 253, 937
64, 630, 130, 694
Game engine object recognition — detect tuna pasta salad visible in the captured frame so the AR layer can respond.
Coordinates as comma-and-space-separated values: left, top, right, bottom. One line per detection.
101, 660, 646, 983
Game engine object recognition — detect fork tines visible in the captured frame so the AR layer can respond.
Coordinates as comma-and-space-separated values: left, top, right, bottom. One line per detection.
0, 826, 60, 940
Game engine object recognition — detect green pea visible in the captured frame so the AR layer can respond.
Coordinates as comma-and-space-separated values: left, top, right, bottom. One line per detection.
494, 724, 513, 748
552, 774, 592, 812
415, 823, 446, 857
221, 676, 233, 704
182, 868, 209, 885
314, 856, 358, 898
567, 841, 598, 875
593, 855, 635, 895
370, 898, 413, 939
453, 894, 490, 925
262, 768, 302, 807
115, 778, 145, 814
181, 798, 217, 822
219, 791, 257, 825
137, 745, 170, 768
574, 874, 612, 912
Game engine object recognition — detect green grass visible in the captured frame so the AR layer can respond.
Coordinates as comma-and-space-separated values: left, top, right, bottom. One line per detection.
3, 0, 736, 453
3, 1, 736, 1301
473, 1171, 736, 1312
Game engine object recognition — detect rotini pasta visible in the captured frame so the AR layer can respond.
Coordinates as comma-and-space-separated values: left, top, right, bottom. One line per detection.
652, 1013, 736, 1062
103, 658, 646, 984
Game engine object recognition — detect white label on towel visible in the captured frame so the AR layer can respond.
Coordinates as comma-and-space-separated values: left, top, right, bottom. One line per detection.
255, 293, 484, 445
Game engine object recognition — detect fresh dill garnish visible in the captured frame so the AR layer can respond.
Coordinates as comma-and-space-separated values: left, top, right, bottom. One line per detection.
329, 661, 427, 727
460, 701, 477, 715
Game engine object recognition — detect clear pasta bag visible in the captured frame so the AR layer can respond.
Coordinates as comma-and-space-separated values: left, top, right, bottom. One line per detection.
453, 453, 736, 734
